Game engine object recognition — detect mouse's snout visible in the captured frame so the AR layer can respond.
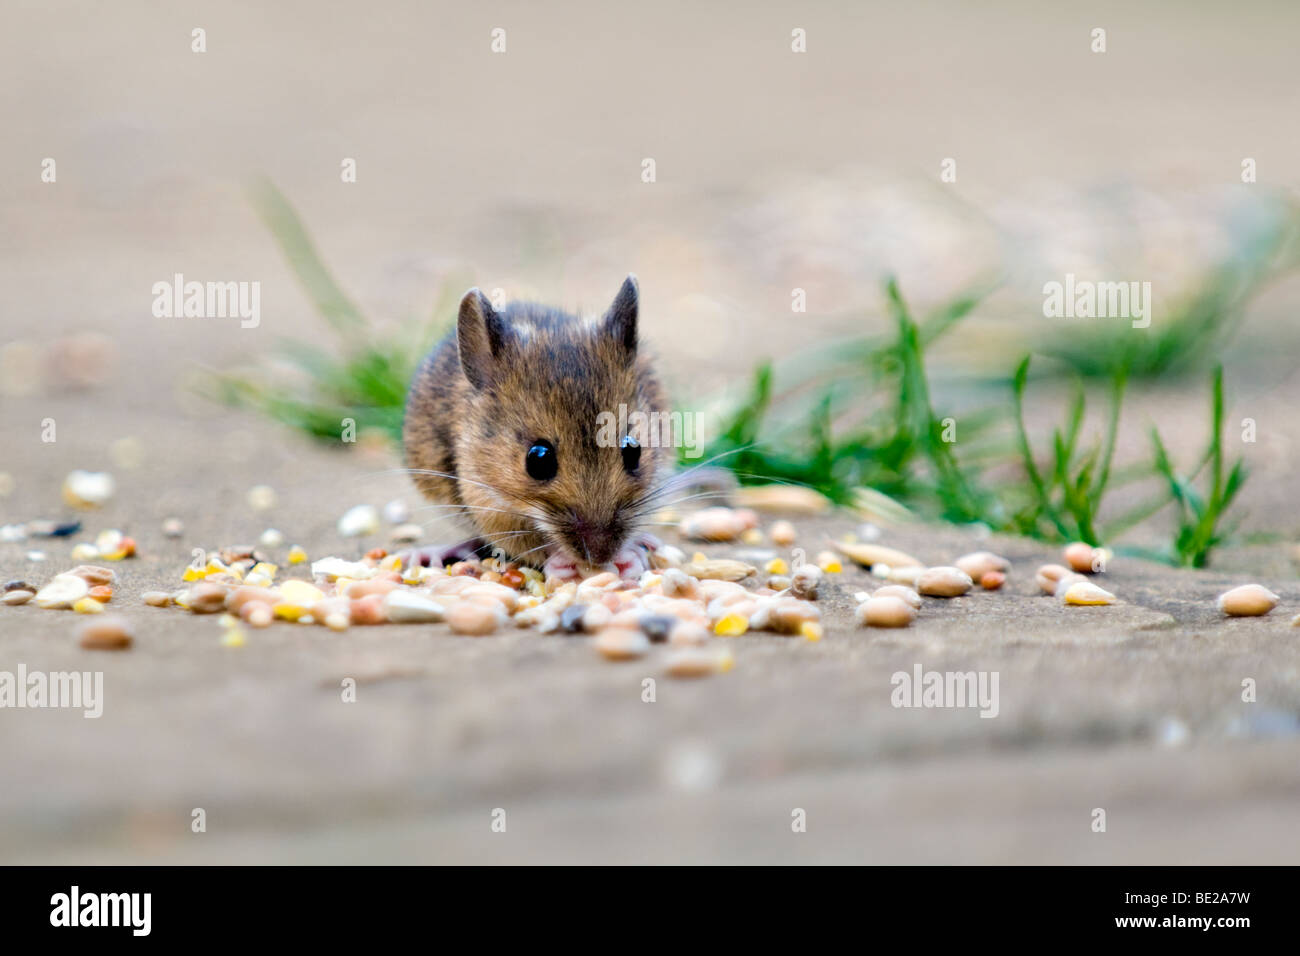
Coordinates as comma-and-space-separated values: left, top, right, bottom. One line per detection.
560, 511, 626, 567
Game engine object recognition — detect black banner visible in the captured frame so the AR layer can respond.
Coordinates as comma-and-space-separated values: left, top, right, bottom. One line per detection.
1, 866, 1287, 942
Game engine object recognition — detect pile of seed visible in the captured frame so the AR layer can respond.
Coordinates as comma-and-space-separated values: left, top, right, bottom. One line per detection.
0, 507, 850, 669
4, 564, 118, 612
3, 565, 135, 650
7, 508, 1296, 662
123, 540, 840, 674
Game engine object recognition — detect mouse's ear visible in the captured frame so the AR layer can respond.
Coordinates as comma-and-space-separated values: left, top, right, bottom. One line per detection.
457, 287, 506, 390
601, 274, 639, 359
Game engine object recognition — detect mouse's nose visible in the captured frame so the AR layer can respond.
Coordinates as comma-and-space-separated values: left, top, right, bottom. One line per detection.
567, 513, 623, 566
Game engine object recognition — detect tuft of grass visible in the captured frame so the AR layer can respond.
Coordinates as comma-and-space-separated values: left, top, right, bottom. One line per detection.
1149, 366, 1249, 567
700, 279, 1252, 566
698, 278, 998, 521
884, 278, 994, 525
1006, 355, 1127, 544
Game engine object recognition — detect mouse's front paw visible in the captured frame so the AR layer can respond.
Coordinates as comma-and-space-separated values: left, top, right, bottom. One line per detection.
542, 551, 582, 582
613, 534, 661, 581
398, 539, 486, 569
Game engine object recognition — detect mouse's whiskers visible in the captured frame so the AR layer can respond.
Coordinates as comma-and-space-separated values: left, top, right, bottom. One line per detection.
410, 501, 539, 525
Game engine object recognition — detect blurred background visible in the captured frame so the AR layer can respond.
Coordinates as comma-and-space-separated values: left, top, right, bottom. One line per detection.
3, 1, 1300, 863
6, 0, 1300, 550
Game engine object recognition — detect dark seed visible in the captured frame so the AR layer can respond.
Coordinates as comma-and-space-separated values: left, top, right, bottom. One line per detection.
560, 604, 589, 634
4, 579, 35, 593
638, 614, 676, 643
25, 519, 82, 538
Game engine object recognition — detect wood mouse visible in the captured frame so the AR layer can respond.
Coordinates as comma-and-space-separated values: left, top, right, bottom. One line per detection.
403, 276, 670, 580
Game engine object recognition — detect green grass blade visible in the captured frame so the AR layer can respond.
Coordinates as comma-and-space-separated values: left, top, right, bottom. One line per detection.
248, 178, 368, 338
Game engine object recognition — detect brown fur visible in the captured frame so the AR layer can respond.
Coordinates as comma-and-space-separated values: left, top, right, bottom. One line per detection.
402, 277, 668, 566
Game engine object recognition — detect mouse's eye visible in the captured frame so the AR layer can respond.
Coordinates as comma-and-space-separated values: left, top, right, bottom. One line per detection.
525, 441, 557, 481
620, 435, 641, 474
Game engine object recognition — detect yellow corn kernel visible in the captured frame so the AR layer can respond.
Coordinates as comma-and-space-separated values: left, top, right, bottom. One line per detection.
279, 580, 325, 606
182, 566, 203, 582
740, 528, 764, 544
714, 612, 749, 637
766, 557, 789, 575
73, 597, 104, 614
273, 604, 305, 622
717, 650, 735, 673
287, 545, 307, 565
251, 562, 278, 579
800, 621, 823, 642
380, 554, 402, 572
221, 627, 246, 647
205, 565, 235, 582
